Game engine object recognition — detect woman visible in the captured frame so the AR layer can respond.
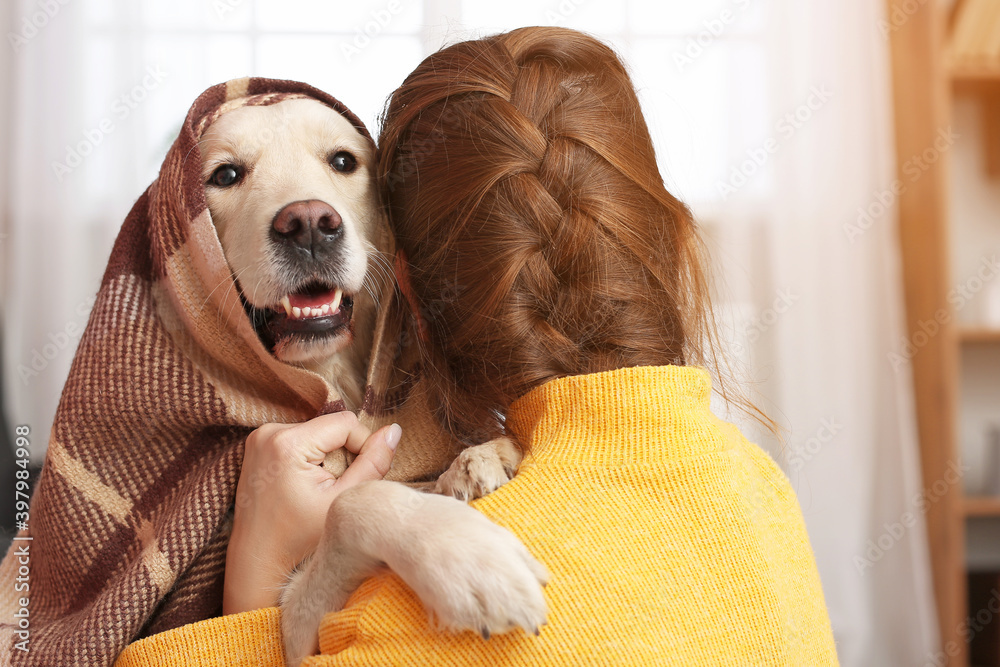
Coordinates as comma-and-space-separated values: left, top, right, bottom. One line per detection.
306, 26, 839, 665
116, 28, 838, 666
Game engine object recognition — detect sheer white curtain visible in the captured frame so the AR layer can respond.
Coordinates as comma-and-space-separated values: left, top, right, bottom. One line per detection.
3, 0, 104, 466
682, 1, 939, 662
753, 2, 940, 662
1, 0, 429, 465
1, 0, 938, 663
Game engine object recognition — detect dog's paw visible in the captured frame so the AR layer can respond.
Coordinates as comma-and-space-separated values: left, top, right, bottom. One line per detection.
433, 437, 523, 501
389, 492, 549, 638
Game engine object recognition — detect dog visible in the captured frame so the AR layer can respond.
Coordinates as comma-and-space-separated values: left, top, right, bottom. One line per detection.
201, 97, 377, 409
199, 97, 548, 665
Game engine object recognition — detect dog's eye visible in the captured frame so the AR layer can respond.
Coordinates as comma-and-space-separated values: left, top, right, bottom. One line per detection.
209, 165, 242, 187
329, 151, 357, 174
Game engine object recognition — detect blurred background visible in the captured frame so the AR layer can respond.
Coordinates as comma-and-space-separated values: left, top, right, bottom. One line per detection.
1, 0, 999, 664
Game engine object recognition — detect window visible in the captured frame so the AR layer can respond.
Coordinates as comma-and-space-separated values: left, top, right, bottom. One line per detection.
78, 0, 772, 212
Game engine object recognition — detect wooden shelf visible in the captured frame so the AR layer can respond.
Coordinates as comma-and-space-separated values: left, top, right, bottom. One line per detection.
965, 496, 1000, 517
960, 327, 1000, 344
889, 0, 1000, 661
889, 0, 967, 658
950, 65, 1000, 82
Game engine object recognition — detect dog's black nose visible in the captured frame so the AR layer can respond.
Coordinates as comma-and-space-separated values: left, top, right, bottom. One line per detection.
271, 200, 342, 253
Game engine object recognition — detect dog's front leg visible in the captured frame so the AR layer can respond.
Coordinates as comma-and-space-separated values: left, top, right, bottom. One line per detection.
279, 529, 379, 666
280, 479, 548, 666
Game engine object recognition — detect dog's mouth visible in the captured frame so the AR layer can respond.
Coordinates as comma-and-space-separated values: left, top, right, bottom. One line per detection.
247, 281, 355, 353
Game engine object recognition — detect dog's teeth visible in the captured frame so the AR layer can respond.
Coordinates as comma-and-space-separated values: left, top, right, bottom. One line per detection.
280, 291, 343, 320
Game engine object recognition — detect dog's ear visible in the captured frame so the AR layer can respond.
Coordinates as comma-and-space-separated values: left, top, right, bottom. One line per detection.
394, 250, 429, 344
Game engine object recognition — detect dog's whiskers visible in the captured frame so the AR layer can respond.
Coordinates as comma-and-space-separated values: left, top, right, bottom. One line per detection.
214, 265, 255, 331
222, 265, 269, 331
361, 241, 395, 296
201, 262, 250, 312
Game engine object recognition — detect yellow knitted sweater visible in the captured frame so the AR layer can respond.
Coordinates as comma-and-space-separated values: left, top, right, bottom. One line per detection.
116, 365, 839, 666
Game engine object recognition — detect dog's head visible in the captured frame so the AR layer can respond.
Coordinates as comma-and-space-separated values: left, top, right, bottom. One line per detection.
199, 97, 378, 364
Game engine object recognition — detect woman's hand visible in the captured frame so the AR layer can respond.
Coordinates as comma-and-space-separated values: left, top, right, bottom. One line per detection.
223, 412, 401, 615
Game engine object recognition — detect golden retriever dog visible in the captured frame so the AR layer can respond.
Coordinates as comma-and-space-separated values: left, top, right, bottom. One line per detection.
202, 97, 378, 406
199, 97, 548, 666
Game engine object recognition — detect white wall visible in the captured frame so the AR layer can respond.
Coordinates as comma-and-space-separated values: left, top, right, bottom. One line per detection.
0, 2, 12, 316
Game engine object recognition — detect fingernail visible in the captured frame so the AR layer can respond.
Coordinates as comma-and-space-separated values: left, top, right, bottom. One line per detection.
385, 423, 402, 451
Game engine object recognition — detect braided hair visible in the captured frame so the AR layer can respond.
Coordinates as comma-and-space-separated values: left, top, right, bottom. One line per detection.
378, 27, 747, 445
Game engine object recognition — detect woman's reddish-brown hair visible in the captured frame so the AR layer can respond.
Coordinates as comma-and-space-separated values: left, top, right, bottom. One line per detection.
378, 26, 761, 444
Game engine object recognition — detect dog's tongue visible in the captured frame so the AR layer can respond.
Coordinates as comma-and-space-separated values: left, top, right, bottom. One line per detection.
288, 287, 341, 310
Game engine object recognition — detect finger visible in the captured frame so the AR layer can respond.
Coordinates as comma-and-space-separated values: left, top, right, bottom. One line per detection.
244, 422, 293, 450
334, 424, 401, 490
280, 412, 372, 464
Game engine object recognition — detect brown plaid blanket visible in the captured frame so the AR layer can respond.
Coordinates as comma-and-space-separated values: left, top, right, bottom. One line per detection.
0, 77, 447, 667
